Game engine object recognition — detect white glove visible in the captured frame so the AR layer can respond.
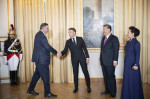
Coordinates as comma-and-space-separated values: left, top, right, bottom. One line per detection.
19, 54, 23, 61
3, 56, 7, 65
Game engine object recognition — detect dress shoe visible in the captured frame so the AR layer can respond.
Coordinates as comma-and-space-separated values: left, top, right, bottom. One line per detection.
27, 90, 39, 95
73, 89, 78, 93
87, 88, 91, 93
111, 94, 116, 98
45, 93, 57, 98
100, 91, 109, 95
14, 82, 18, 85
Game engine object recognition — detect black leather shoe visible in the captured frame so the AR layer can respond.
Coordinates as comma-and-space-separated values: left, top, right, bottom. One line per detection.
73, 89, 78, 93
87, 88, 91, 93
45, 93, 57, 98
14, 82, 18, 85
27, 90, 39, 95
100, 91, 109, 95
111, 94, 116, 98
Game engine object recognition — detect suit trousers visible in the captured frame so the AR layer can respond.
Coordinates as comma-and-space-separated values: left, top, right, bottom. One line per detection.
101, 61, 116, 96
72, 58, 90, 89
27, 63, 50, 95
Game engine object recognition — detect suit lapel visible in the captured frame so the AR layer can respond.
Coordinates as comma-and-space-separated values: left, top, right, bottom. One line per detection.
76, 37, 79, 46
101, 36, 105, 47
69, 38, 73, 44
103, 34, 113, 47
69, 38, 75, 48
70, 37, 78, 47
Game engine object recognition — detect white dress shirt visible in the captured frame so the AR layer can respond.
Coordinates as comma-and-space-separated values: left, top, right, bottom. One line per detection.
106, 33, 111, 39
72, 36, 77, 44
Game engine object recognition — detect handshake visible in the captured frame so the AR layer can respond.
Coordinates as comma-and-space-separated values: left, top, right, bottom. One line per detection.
57, 52, 62, 58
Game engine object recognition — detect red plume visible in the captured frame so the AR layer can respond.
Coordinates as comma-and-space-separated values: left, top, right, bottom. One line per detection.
10, 24, 14, 30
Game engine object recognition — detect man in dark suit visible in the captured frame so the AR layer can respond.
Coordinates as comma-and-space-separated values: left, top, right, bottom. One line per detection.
27, 23, 59, 98
60, 28, 91, 93
100, 24, 120, 97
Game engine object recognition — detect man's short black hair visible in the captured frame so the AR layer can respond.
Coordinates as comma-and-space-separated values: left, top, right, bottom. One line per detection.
103, 24, 112, 31
68, 28, 76, 33
40, 23, 48, 30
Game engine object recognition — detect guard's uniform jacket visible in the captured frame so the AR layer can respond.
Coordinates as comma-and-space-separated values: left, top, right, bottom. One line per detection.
4, 39, 22, 71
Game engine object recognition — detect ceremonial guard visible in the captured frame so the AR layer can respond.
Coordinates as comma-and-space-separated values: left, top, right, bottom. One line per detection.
3, 24, 23, 86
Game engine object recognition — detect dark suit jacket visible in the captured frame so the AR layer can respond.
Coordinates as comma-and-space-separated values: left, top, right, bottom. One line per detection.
32, 31, 57, 64
100, 34, 120, 66
61, 36, 89, 61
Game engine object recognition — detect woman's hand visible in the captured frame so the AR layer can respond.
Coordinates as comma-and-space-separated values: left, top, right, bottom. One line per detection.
132, 66, 138, 70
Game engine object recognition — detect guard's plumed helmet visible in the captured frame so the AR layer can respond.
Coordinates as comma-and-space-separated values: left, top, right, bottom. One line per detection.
9, 24, 16, 35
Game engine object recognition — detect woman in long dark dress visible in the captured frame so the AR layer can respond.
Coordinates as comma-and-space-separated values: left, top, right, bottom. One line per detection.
121, 26, 144, 99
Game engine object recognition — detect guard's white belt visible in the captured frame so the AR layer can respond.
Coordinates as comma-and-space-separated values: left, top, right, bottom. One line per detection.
8, 50, 18, 52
